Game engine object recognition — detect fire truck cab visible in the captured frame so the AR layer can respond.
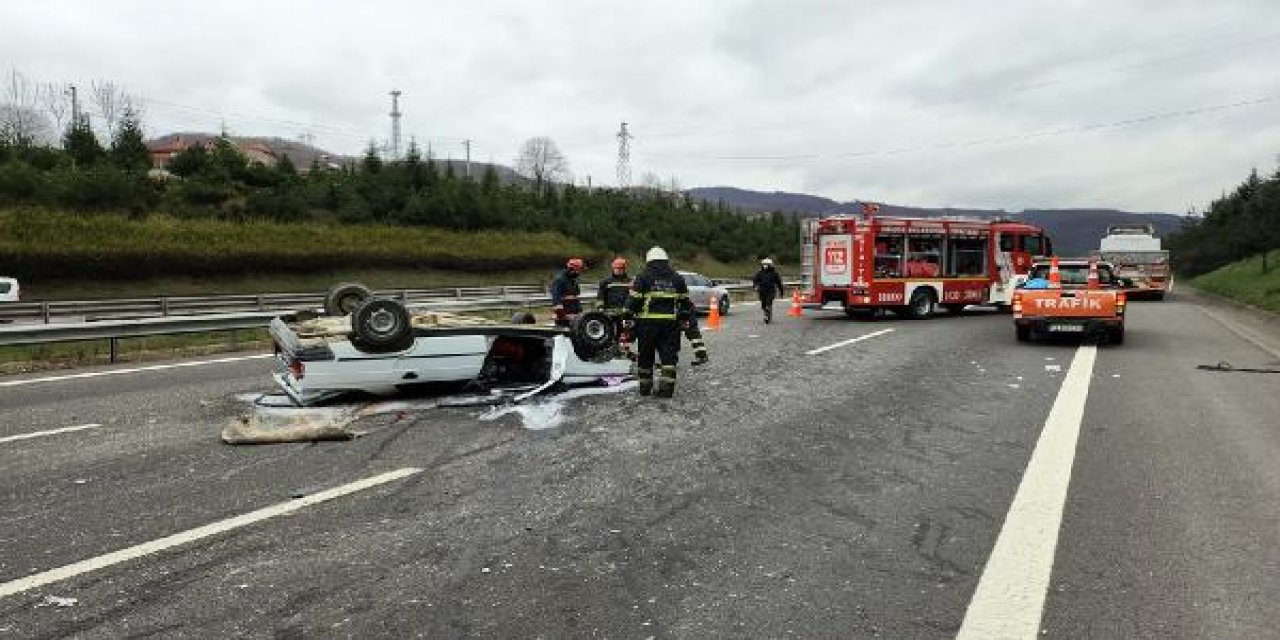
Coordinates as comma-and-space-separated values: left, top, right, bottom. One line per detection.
801, 212, 1051, 318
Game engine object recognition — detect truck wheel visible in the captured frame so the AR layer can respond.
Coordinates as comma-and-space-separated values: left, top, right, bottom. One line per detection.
943, 304, 967, 315
351, 298, 414, 353
1016, 324, 1032, 342
904, 289, 935, 319
325, 282, 373, 317
570, 310, 618, 361
510, 311, 537, 325
1109, 325, 1125, 345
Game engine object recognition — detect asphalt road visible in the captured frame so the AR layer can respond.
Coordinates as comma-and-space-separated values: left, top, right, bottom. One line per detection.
0, 291, 1276, 639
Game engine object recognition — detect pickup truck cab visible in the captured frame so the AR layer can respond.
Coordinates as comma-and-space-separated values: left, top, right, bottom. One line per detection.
1013, 258, 1126, 344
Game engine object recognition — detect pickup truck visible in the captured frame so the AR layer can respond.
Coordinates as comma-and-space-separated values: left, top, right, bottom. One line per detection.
1013, 259, 1126, 344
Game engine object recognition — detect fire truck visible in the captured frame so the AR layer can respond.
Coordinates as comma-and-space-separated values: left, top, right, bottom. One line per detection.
800, 205, 1052, 318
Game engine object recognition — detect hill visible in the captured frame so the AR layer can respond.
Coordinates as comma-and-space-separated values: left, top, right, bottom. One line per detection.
686, 187, 1183, 255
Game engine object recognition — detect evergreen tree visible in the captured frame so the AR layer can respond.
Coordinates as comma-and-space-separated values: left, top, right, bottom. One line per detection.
109, 107, 152, 173
63, 117, 104, 167
361, 141, 382, 174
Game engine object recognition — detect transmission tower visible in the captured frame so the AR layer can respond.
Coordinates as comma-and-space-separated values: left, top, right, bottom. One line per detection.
389, 90, 403, 160
616, 122, 633, 188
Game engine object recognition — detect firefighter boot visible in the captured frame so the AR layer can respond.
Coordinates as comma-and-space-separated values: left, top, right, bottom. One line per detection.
655, 366, 677, 398
637, 367, 653, 396
691, 339, 709, 366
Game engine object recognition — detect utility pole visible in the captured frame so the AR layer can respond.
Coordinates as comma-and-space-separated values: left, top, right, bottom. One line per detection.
67, 84, 80, 126
389, 90, 402, 160
616, 122, 633, 188
586, 175, 592, 191
463, 139, 472, 178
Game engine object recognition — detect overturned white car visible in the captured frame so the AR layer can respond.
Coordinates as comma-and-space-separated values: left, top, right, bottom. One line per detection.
269, 283, 631, 406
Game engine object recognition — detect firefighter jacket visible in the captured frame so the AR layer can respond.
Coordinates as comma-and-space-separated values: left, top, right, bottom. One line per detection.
626, 262, 694, 322
597, 273, 632, 310
550, 271, 582, 314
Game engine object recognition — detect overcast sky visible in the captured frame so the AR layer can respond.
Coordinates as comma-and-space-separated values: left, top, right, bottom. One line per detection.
3, 0, 1278, 212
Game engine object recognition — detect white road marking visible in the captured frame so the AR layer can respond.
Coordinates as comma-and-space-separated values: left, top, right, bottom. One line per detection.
0, 423, 103, 445
1199, 307, 1280, 359
0, 354, 273, 388
0, 467, 422, 600
805, 328, 895, 355
957, 345, 1097, 639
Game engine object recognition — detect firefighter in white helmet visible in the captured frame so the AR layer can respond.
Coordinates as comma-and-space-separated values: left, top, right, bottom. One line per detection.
752, 257, 785, 323
624, 246, 694, 397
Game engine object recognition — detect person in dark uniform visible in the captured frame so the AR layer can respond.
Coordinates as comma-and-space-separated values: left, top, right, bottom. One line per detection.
625, 247, 694, 398
597, 257, 632, 310
549, 257, 584, 327
752, 257, 786, 323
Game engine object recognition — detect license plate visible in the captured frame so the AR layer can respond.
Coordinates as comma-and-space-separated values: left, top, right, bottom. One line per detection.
1048, 324, 1084, 333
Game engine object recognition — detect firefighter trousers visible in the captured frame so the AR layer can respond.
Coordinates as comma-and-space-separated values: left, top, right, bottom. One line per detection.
634, 321, 680, 397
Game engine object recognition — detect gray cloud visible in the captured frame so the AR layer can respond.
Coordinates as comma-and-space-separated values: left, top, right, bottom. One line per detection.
2, 0, 1277, 212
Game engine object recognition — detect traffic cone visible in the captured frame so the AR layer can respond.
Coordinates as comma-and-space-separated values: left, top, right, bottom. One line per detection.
1086, 259, 1099, 289
706, 293, 722, 331
788, 290, 804, 317
1048, 256, 1061, 288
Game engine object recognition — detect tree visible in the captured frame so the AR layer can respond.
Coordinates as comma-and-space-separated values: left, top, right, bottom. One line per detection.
63, 116, 104, 167
1, 70, 51, 146
515, 136, 568, 193
167, 142, 210, 178
90, 80, 125, 141
109, 106, 151, 173
361, 140, 382, 174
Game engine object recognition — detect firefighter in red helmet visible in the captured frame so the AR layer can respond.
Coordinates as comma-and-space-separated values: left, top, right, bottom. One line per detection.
550, 257, 584, 327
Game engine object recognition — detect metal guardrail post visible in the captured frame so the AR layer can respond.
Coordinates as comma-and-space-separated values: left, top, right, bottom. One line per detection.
109, 337, 119, 363
256, 294, 265, 311
399, 290, 408, 303
161, 298, 170, 316
42, 302, 50, 324
455, 288, 463, 298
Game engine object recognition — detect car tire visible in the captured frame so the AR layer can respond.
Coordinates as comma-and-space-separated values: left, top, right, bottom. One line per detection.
1016, 324, 1032, 342
718, 295, 730, 316
510, 311, 537, 325
903, 289, 935, 320
325, 282, 373, 317
350, 298, 414, 353
1109, 325, 1125, 345
569, 310, 618, 361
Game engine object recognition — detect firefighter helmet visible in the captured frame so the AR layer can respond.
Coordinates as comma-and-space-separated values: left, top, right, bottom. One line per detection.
645, 247, 669, 262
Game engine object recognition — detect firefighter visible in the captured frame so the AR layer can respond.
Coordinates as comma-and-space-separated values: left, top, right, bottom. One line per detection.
752, 257, 786, 323
597, 257, 632, 310
625, 246, 694, 397
550, 257, 584, 327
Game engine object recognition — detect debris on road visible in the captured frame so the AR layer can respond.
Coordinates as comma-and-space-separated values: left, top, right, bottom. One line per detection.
1196, 361, 1280, 374
36, 595, 78, 608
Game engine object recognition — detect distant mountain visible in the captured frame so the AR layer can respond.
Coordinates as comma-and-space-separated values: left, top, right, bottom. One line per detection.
686, 186, 1184, 255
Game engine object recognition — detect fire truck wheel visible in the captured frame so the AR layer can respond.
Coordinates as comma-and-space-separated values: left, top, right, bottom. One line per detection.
1016, 324, 1032, 342
943, 304, 967, 315
325, 282, 373, 317
350, 298, 414, 353
904, 289, 936, 319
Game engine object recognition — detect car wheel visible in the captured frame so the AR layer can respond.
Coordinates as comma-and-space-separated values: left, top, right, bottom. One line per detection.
350, 298, 414, 353
570, 310, 618, 361
904, 289, 935, 319
1016, 324, 1032, 342
1109, 325, 1125, 345
718, 295, 730, 316
325, 282, 373, 317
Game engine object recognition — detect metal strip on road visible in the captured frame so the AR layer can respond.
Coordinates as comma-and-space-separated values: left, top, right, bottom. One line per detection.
0, 354, 274, 388
0, 467, 423, 601
957, 345, 1098, 640
804, 328, 895, 355
0, 423, 103, 445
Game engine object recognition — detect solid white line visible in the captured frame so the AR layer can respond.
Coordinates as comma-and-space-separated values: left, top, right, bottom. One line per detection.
805, 328, 895, 355
1199, 307, 1280, 359
0, 354, 273, 388
956, 345, 1097, 639
0, 423, 103, 445
0, 467, 422, 600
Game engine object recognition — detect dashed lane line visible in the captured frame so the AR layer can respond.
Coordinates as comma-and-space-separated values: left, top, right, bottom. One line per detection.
0, 423, 103, 445
804, 328, 895, 355
0, 467, 423, 600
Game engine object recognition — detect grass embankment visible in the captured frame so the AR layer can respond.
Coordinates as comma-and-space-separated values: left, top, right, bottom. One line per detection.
1191, 250, 1280, 313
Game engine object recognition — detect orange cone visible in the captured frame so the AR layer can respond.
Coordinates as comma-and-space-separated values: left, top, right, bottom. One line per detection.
1086, 259, 1099, 289
706, 293, 722, 330
1048, 256, 1061, 288
788, 290, 804, 317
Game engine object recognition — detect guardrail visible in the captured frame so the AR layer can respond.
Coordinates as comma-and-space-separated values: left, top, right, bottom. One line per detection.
0, 285, 548, 324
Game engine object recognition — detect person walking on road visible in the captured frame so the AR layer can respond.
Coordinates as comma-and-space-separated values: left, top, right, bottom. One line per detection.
753, 258, 786, 323
550, 257, 584, 328
625, 247, 694, 397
